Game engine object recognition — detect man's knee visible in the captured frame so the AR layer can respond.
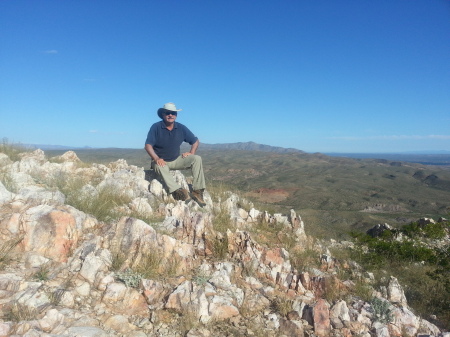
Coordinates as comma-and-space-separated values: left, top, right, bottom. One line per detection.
153, 164, 169, 175
191, 154, 202, 163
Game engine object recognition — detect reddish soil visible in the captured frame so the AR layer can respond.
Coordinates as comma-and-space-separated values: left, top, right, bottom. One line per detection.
246, 188, 290, 203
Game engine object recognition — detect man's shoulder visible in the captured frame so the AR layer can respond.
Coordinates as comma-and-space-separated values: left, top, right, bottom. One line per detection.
174, 122, 190, 130
150, 121, 164, 129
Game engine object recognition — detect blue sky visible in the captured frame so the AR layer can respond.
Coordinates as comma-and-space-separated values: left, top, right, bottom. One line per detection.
1, 0, 449, 153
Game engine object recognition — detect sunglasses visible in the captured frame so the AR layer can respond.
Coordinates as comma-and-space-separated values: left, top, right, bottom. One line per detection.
164, 111, 177, 116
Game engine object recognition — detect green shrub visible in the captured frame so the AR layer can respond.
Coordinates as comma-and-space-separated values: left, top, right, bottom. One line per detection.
350, 220, 450, 330
115, 268, 143, 288
370, 297, 393, 324
402, 220, 449, 240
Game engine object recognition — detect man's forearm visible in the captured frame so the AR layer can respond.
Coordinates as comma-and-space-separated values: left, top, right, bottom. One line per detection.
190, 140, 200, 154
145, 144, 159, 161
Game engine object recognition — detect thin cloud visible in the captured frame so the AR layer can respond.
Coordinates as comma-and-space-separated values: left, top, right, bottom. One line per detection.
43, 50, 58, 54
329, 135, 450, 141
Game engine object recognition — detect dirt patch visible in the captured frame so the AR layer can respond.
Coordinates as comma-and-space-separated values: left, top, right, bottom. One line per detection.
246, 188, 290, 203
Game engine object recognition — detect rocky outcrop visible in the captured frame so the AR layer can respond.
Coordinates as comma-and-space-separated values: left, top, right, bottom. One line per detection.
0, 149, 445, 337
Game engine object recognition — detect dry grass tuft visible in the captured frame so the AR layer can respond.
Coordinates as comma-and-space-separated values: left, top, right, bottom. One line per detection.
0, 235, 23, 270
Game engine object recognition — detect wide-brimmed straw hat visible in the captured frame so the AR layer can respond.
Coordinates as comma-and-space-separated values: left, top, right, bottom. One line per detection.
157, 102, 182, 119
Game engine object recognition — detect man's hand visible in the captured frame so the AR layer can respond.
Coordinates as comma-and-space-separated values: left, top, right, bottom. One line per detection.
156, 158, 166, 166
182, 152, 193, 158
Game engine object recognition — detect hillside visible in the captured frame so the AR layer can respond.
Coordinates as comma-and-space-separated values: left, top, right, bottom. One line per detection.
0, 148, 447, 336
45, 145, 450, 239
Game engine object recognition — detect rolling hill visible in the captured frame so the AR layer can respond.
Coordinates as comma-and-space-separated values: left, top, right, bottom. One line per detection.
45, 143, 450, 238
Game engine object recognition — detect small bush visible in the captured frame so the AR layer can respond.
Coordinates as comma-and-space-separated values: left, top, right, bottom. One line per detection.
32, 263, 52, 281
370, 297, 393, 324
212, 207, 236, 233
209, 233, 229, 260
270, 297, 293, 317
115, 268, 143, 288
402, 220, 449, 240
192, 270, 211, 287
289, 247, 320, 272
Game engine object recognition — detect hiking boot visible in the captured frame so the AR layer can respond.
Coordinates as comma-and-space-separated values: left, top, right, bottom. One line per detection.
171, 188, 191, 202
191, 189, 206, 207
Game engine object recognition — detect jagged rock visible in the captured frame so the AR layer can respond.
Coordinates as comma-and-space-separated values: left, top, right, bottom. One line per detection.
10, 149, 46, 175
142, 279, 171, 309
64, 326, 110, 337
17, 185, 65, 205
102, 282, 149, 316
52, 150, 81, 162
103, 314, 137, 334
387, 276, 407, 306
38, 308, 65, 332
417, 217, 436, 226
0, 152, 12, 166
279, 318, 304, 337
313, 299, 331, 336
0, 181, 14, 205
186, 328, 211, 337
18, 205, 81, 262
330, 300, 350, 328
372, 321, 390, 337
366, 223, 395, 238
129, 197, 153, 217
389, 305, 419, 337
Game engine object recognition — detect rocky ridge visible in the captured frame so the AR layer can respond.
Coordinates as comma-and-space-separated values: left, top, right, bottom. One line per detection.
0, 149, 446, 337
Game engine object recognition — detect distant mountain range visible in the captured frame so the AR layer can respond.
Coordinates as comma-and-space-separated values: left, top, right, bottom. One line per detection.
200, 141, 305, 154
27, 141, 450, 165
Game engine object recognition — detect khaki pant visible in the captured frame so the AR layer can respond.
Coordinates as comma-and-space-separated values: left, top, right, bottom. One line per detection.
152, 155, 206, 194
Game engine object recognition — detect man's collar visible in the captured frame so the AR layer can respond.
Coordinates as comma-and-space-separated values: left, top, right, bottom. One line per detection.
160, 121, 178, 129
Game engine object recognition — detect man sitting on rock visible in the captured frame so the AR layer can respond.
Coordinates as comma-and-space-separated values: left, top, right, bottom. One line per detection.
145, 102, 206, 206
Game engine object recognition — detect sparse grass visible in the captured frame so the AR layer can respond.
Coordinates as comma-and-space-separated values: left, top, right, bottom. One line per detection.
0, 235, 23, 270
111, 251, 127, 272
2, 302, 39, 322
0, 138, 31, 161
48, 288, 67, 306
177, 310, 200, 336
114, 251, 184, 286
67, 183, 132, 223
323, 275, 346, 302
289, 246, 321, 272
352, 278, 374, 302
133, 250, 162, 280
32, 262, 52, 281
270, 296, 293, 317
38, 169, 132, 223
208, 232, 229, 260
212, 206, 236, 233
